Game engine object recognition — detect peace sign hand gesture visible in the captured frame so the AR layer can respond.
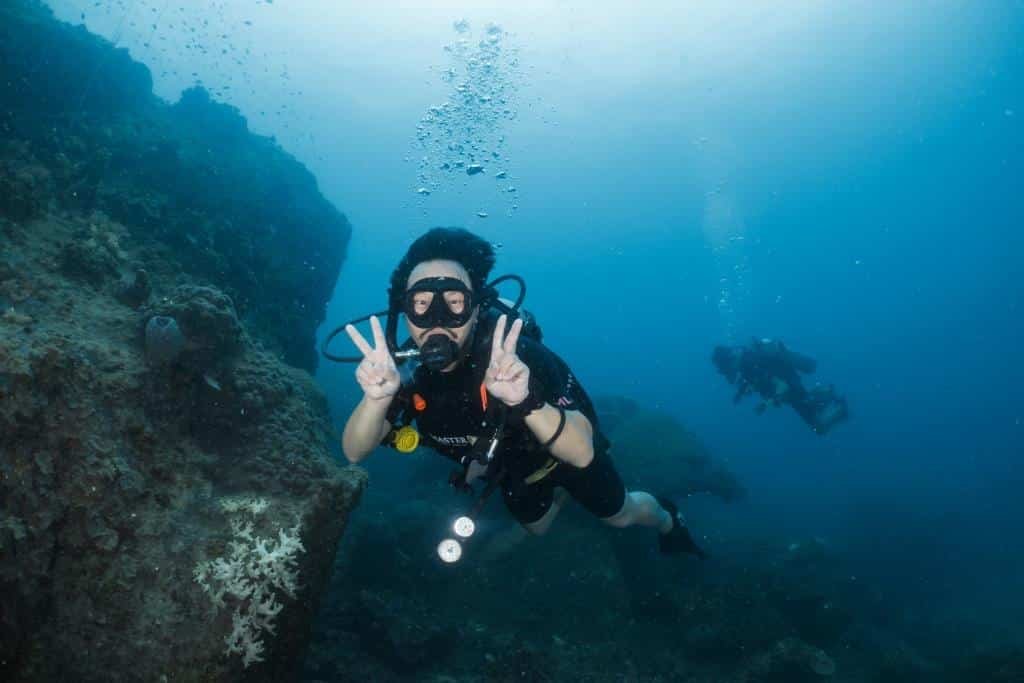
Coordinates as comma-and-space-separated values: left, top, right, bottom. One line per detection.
485, 314, 530, 407
345, 315, 400, 401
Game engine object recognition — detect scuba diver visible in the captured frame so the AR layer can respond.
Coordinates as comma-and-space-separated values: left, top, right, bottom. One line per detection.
330, 227, 706, 562
712, 338, 849, 435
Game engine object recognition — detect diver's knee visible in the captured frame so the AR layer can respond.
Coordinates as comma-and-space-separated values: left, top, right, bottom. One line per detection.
601, 512, 631, 529
600, 497, 633, 528
524, 504, 559, 536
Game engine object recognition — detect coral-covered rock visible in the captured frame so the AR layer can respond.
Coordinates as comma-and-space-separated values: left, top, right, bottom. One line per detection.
0, 1, 152, 116
59, 237, 119, 285
0, 148, 51, 221
483, 643, 556, 682
595, 395, 745, 502
0, 216, 367, 680
115, 268, 151, 308
737, 637, 836, 682
0, 2, 364, 681
348, 589, 456, 674
0, 0, 349, 373
777, 591, 853, 649
143, 285, 244, 366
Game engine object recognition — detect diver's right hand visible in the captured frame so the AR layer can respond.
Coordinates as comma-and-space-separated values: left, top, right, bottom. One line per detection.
345, 315, 400, 400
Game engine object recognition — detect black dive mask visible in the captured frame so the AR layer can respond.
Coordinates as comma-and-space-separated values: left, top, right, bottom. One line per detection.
420, 333, 461, 371
403, 277, 476, 329
319, 273, 526, 365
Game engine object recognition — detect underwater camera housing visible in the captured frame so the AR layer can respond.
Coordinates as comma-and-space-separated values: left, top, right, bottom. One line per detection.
320, 274, 538, 366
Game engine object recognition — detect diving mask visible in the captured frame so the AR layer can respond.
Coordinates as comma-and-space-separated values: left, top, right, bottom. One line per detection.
403, 277, 476, 329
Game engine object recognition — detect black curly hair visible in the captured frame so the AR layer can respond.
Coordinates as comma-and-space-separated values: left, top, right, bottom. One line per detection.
387, 227, 496, 309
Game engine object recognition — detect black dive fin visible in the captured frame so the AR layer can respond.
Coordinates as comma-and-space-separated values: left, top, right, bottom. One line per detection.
656, 496, 708, 559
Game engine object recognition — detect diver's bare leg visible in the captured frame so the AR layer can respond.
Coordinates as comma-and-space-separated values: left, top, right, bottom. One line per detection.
601, 491, 673, 532
523, 487, 570, 536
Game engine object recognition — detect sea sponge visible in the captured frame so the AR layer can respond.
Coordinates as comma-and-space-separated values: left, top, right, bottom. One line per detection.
144, 315, 184, 365
144, 285, 244, 365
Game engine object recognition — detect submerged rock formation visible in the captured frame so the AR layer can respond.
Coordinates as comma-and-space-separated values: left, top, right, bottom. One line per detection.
1, 0, 349, 374
0, 1, 363, 681
594, 394, 745, 502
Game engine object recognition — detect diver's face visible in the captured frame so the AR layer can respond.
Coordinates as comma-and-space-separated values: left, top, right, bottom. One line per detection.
405, 260, 478, 367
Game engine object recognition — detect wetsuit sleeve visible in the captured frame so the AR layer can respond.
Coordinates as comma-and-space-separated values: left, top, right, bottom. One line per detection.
515, 337, 611, 453
384, 391, 405, 423
517, 338, 587, 414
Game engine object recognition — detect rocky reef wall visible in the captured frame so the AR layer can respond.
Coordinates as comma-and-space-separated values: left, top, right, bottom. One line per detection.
0, 0, 349, 374
1, 1, 364, 681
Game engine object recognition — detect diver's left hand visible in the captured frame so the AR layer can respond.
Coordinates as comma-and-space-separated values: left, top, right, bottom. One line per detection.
485, 314, 529, 407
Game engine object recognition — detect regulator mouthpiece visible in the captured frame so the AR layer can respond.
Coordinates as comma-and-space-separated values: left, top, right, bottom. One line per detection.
420, 334, 459, 371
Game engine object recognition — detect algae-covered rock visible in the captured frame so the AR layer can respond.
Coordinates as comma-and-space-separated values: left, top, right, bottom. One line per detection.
737, 637, 836, 682
595, 395, 745, 502
0, 145, 52, 221
777, 636, 837, 677
0, 0, 152, 116
60, 235, 120, 285
142, 284, 245, 366
115, 268, 151, 308
1, 230, 367, 682
348, 589, 457, 674
0, 2, 364, 680
0, 0, 349, 373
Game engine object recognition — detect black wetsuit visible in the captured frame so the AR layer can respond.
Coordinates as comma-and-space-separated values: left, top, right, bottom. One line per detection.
736, 341, 809, 405
734, 340, 845, 433
385, 321, 626, 524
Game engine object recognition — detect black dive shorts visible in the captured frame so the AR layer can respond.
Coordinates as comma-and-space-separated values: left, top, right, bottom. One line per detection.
501, 448, 627, 525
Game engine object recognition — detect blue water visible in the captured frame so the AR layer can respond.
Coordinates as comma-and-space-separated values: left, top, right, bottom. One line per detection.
49, 0, 1023, 640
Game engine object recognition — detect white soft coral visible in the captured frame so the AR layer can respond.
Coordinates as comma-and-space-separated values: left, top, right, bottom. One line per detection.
194, 498, 305, 668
